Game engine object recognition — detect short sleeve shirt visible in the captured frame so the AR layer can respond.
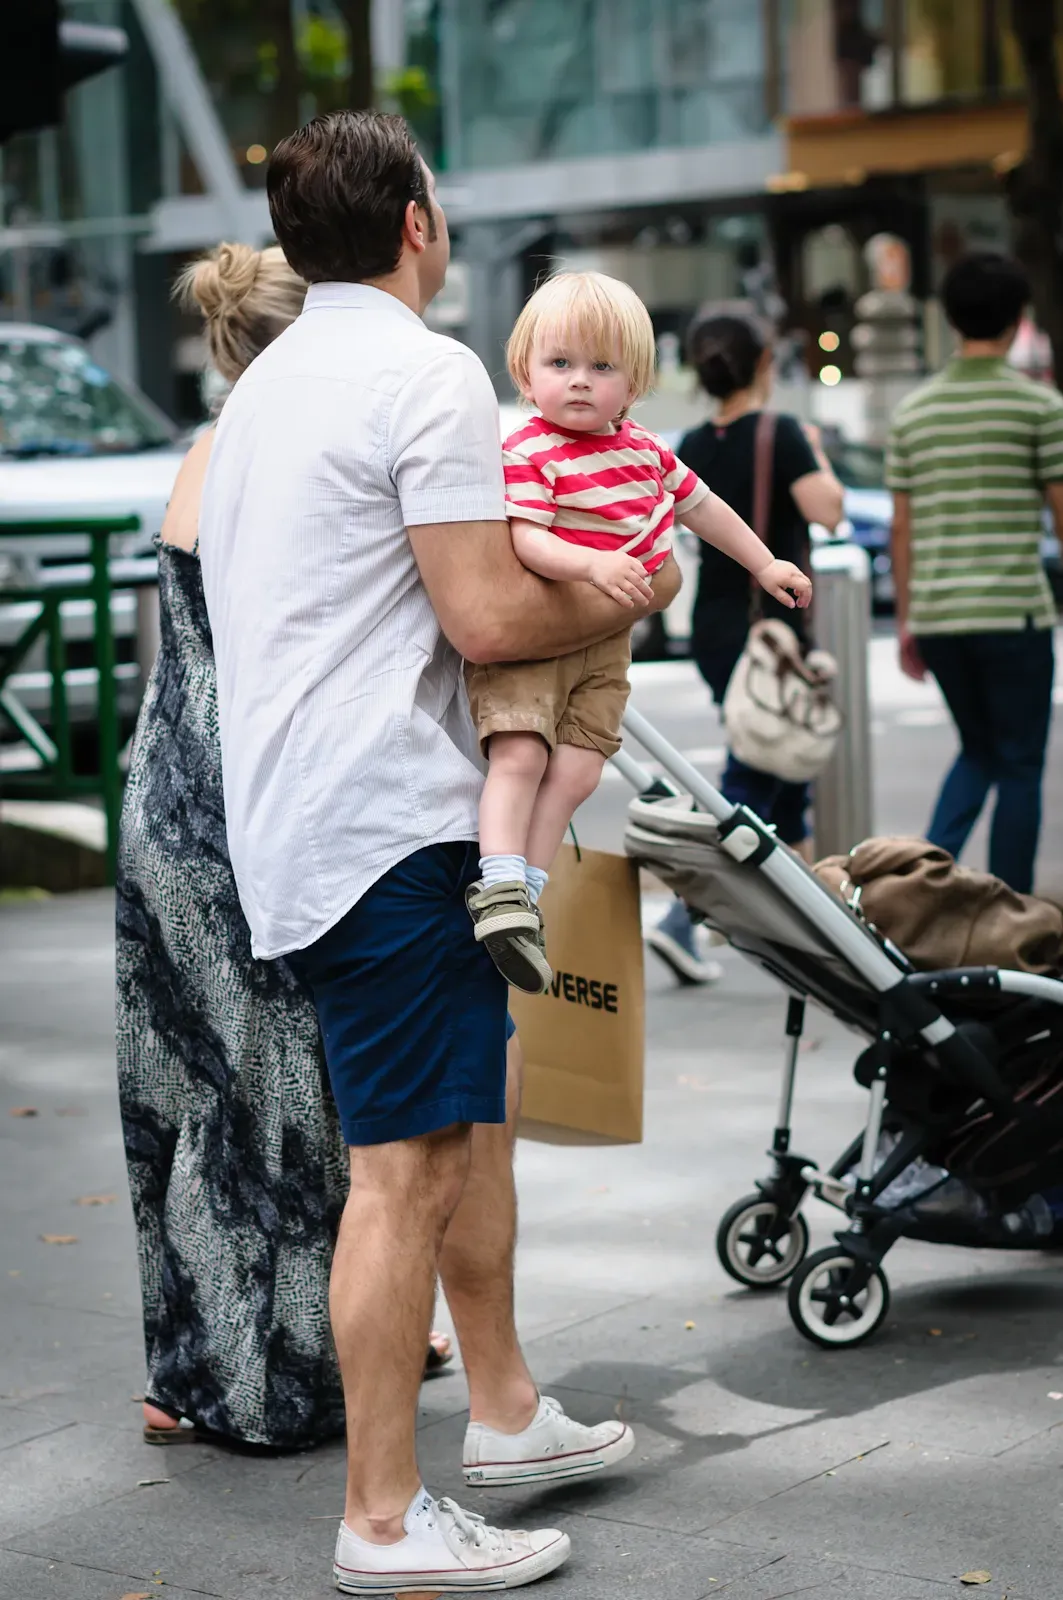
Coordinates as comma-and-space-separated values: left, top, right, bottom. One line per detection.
886, 356, 1063, 634
501, 413, 709, 573
198, 283, 506, 959
678, 412, 818, 650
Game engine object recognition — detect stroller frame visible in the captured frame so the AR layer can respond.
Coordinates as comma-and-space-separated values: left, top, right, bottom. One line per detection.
617, 705, 1063, 1346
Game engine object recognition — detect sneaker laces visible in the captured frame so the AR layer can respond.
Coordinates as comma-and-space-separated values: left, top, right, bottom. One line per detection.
437, 1498, 507, 1554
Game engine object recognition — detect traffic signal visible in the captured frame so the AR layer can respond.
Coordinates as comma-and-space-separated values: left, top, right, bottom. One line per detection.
0, 0, 128, 145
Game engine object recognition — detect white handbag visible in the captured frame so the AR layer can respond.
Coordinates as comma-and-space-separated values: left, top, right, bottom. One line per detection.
722, 413, 842, 784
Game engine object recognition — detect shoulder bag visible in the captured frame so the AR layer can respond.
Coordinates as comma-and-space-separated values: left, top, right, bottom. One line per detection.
722, 412, 842, 783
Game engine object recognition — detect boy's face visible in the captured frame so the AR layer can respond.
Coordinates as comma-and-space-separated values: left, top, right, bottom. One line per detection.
522, 337, 635, 433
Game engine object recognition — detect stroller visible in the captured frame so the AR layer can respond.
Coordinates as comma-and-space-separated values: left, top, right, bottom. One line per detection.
617, 705, 1063, 1349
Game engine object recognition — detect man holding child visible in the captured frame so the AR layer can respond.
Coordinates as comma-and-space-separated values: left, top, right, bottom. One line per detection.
200, 110, 801, 1593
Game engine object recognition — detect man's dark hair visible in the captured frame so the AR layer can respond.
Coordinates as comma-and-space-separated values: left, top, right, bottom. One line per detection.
686, 304, 771, 400
941, 252, 1030, 341
267, 110, 435, 284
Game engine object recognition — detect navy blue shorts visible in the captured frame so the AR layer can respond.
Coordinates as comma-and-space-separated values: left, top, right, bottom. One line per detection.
289, 841, 508, 1146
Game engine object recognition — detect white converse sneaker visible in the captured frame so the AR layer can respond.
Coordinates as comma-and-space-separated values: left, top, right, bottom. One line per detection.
463, 1395, 635, 1488
333, 1487, 570, 1594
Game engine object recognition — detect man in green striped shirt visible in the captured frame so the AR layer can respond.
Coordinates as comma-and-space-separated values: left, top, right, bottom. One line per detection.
887, 252, 1063, 893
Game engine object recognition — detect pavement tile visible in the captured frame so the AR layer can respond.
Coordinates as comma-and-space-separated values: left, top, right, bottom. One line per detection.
706, 1555, 955, 1599
0, 1548, 222, 1600
0, 1423, 215, 1545
0, 1407, 76, 1454
522, 1519, 778, 1600
6, 1448, 347, 1599
706, 1436, 1061, 1598
0, 1302, 142, 1403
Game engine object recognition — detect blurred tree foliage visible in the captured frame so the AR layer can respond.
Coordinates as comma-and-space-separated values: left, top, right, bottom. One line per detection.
173, 0, 372, 160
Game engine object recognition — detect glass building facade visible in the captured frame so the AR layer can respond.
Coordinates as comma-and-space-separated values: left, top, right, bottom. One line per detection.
0, 1, 1049, 415
438, 0, 769, 171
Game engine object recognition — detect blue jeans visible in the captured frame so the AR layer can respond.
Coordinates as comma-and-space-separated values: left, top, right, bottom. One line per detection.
918, 626, 1054, 895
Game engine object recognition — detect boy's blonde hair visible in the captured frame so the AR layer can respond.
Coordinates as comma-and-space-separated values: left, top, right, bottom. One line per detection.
506, 271, 656, 411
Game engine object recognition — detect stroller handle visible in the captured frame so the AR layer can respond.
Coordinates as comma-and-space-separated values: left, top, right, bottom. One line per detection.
620, 705, 734, 822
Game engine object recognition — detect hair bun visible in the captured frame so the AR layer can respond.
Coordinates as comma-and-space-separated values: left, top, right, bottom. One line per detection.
185, 242, 260, 322
699, 348, 737, 399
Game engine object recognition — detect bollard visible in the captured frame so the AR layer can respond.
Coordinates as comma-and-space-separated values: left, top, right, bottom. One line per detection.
810, 541, 873, 859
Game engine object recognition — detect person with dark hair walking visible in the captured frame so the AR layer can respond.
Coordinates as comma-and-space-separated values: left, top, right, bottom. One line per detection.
888, 252, 1063, 894
647, 306, 844, 983
199, 111, 681, 1594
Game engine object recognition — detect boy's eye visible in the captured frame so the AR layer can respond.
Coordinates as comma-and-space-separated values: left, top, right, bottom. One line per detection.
550, 357, 569, 369
592, 361, 614, 372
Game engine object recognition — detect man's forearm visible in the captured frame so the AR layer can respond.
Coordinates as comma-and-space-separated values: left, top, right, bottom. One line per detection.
482, 555, 680, 664
407, 518, 680, 666
890, 496, 912, 629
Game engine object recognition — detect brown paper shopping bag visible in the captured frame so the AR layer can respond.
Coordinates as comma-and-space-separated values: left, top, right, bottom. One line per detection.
509, 843, 645, 1144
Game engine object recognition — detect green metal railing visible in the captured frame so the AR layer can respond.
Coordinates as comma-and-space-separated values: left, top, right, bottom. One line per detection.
0, 515, 141, 883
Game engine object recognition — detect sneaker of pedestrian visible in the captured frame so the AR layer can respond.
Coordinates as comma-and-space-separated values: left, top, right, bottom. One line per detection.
646, 898, 723, 987
463, 1394, 635, 1488
466, 880, 552, 995
333, 1487, 570, 1594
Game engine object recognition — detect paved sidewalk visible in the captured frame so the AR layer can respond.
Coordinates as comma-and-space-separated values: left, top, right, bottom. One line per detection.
2, 651, 1062, 1599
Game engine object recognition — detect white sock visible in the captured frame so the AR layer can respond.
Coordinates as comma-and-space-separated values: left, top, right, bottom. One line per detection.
479, 853, 527, 889
525, 865, 549, 904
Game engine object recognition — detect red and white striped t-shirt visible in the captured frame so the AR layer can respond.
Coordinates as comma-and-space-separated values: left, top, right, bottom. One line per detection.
503, 413, 711, 575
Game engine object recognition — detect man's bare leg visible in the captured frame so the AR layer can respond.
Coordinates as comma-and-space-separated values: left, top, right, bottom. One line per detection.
438, 1034, 539, 1431
333, 1122, 473, 1540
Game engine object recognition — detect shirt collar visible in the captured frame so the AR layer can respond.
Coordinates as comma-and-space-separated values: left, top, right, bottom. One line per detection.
302, 281, 424, 328
945, 355, 1009, 379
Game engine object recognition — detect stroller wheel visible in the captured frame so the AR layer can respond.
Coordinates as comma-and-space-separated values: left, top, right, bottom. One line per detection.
716, 1195, 810, 1289
788, 1247, 890, 1348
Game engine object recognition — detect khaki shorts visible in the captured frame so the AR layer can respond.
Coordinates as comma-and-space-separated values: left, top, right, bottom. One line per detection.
465, 628, 632, 759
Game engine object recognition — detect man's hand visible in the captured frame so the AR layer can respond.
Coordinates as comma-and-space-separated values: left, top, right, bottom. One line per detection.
755, 558, 813, 610
584, 550, 654, 607
899, 627, 926, 682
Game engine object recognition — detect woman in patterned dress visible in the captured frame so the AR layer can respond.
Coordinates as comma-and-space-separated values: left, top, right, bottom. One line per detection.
116, 245, 449, 1450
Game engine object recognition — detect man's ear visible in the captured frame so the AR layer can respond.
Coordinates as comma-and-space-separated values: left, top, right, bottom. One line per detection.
404, 198, 427, 255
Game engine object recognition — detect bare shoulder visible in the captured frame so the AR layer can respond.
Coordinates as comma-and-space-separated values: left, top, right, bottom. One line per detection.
160, 428, 215, 553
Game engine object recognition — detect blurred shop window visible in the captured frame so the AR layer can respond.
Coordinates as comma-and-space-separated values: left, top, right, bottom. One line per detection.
786, 0, 892, 116
901, 0, 984, 104
441, 0, 769, 171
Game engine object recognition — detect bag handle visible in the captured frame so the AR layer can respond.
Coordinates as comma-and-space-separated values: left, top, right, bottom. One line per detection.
749, 410, 776, 623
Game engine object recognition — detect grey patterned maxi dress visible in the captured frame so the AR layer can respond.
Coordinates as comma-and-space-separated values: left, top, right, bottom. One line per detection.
116, 542, 347, 1448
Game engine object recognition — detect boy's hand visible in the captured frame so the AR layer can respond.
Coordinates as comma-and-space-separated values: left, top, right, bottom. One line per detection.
755, 559, 812, 610
585, 550, 654, 608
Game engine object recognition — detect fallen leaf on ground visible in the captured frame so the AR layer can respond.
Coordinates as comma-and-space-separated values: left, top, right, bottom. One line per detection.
959, 1573, 992, 1586
8, 1107, 38, 1118
928, 1328, 943, 1336
75, 1194, 117, 1207
137, 1478, 170, 1487
40, 1234, 78, 1245
1049, 1391, 1063, 1400
119, 1592, 152, 1599
684, 1320, 696, 1330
